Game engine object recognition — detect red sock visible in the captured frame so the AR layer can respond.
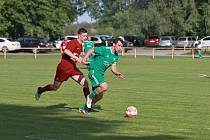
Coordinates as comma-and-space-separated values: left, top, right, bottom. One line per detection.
41, 84, 53, 93
83, 87, 90, 99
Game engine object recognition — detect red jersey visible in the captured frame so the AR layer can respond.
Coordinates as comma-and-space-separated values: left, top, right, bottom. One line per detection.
59, 39, 83, 73
60, 41, 68, 54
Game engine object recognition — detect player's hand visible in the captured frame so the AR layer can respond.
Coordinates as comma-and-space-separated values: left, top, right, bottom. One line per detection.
77, 57, 82, 63
115, 72, 124, 79
81, 58, 89, 65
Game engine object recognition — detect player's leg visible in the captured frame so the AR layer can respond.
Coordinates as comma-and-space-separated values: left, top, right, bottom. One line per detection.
80, 70, 107, 112
86, 83, 108, 108
91, 86, 103, 107
91, 92, 103, 110
35, 66, 66, 101
38, 81, 62, 93
79, 87, 103, 113
85, 70, 107, 108
92, 86, 104, 104
71, 75, 90, 98
35, 81, 62, 101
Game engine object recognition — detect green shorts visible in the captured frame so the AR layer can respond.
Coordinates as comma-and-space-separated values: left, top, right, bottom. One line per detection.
88, 69, 105, 88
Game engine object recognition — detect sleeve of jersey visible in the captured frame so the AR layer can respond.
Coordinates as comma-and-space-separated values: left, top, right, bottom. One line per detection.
66, 41, 76, 52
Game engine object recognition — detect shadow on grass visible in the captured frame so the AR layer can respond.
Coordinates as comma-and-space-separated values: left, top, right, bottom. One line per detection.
45, 103, 75, 110
45, 103, 100, 112
0, 103, 186, 140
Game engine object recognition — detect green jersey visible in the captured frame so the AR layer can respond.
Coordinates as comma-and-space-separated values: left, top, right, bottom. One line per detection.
83, 41, 95, 63
89, 46, 119, 74
83, 41, 94, 54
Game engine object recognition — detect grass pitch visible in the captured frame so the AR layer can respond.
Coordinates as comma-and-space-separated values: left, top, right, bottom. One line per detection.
0, 55, 210, 140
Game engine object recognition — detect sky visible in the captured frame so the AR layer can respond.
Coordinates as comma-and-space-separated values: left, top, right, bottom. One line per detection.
77, 12, 96, 23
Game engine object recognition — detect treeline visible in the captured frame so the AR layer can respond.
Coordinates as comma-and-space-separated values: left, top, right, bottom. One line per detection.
83, 0, 210, 37
0, 0, 210, 39
0, 0, 78, 39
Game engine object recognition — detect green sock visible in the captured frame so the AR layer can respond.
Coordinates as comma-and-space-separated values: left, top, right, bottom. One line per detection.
80, 103, 88, 111
89, 89, 99, 99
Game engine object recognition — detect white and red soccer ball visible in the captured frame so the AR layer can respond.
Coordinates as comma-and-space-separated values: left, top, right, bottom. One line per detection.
125, 106, 138, 118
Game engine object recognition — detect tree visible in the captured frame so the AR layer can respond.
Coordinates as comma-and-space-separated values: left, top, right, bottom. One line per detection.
199, 2, 210, 36
193, 0, 210, 37
128, 0, 198, 36
0, 0, 10, 37
82, 0, 102, 20
84, 0, 136, 35
0, 0, 209, 38
1, 0, 77, 38
206, 4, 210, 35
82, 0, 207, 37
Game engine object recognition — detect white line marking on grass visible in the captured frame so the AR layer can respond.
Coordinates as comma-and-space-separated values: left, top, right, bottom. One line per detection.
126, 77, 142, 80
25, 135, 56, 140
199, 74, 208, 77
178, 128, 192, 132
110, 88, 140, 92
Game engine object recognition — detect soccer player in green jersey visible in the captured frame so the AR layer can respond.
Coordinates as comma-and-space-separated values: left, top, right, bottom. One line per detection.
80, 38, 124, 114
83, 38, 103, 109
82, 38, 95, 64
83, 38, 95, 54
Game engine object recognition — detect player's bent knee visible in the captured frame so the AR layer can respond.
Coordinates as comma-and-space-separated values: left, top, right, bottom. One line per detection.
101, 85, 108, 92
98, 84, 108, 92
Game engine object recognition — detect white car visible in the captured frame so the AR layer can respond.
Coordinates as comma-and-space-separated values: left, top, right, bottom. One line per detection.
89, 35, 112, 46
159, 36, 176, 47
0, 37, 21, 52
176, 36, 196, 48
54, 35, 78, 48
199, 36, 210, 48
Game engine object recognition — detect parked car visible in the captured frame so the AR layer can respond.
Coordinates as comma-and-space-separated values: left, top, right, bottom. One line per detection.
199, 36, 210, 48
176, 36, 196, 48
124, 35, 143, 47
159, 36, 176, 47
144, 35, 160, 47
118, 36, 133, 52
0, 37, 21, 52
54, 35, 78, 48
106, 36, 115, 46
17, 36, 49, 48
89, 35, 111, 46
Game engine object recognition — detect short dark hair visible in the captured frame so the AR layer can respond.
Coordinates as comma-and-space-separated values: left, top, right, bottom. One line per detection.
77, 28, 87, 34
114, 37, 123, 44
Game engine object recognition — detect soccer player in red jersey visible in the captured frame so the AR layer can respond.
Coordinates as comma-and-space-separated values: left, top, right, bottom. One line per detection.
35, 28, 90, 101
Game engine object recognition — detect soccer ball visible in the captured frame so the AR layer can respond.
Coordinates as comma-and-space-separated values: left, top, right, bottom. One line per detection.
125, 106, 138, 118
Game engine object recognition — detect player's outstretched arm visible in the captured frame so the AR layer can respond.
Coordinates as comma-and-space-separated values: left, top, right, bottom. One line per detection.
82, 48, 94, 65
111, 64, 124, 79
64, 49, 81, 63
